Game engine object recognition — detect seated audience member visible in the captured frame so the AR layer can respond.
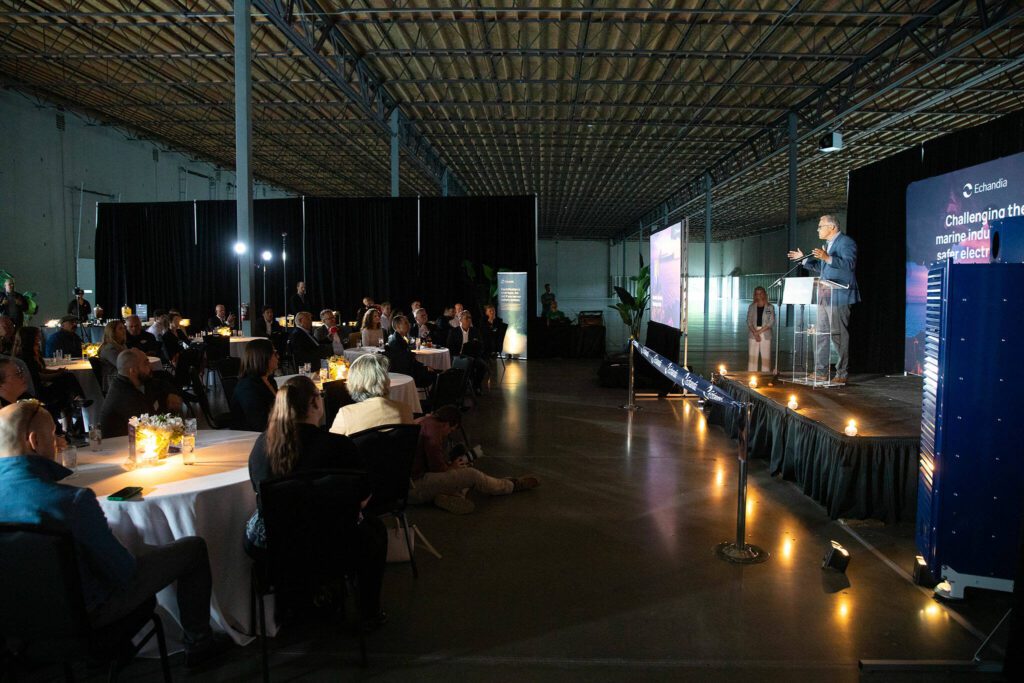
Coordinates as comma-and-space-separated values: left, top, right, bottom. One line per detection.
413, 308, 442, 346
446, 311, 487, 393
449, 303, 465, 327
146, 312, 169, 341
68, 288, 92, 322
230, 339, 278, 432
314, 309, 345, 354
163, 313, 200, 387
481, 304, 506, 355
435, 306, 455, 330
0, 401, 233, 667
245, 376, 385, 625
355, 296, 377, 326
44, 316, 84, 358
0, 358, 30, 407
207, 304, 229, 332
14, 326, 89, 437
330, 354, 412, 436
0, 315, 16, 355
252, 306, 282, 338
385, 316, 436, 388
125, 314, 163, 357
99, 349, 183, 438
410, 300, 422, 316
545, 299, 568, 325
98, 319, 127, 391
410, 406, 539, 514
361, 308, 384, 348
379, 302, 393, 334
289, 311, 328, 368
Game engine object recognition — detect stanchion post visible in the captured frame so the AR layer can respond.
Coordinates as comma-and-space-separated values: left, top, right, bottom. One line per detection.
622, 337, 640, 411
716, 400, 769, 564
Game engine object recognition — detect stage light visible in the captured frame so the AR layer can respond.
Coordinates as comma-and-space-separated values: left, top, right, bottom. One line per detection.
233, 241, 247, 255
261, 250, 273, 262
822, 540, 850, 572
844, 419, 858, 436
819, 131, 843, 153
787, 394, 799, 410
748, 375, 757, 388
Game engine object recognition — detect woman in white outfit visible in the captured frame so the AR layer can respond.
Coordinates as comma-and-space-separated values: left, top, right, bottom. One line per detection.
746, 286, 775, 372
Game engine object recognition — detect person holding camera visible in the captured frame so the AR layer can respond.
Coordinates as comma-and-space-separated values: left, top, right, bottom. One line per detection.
409, 406, 538, 515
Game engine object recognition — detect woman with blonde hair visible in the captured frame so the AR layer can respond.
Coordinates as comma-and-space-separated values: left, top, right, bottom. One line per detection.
329, 353, 412, 435
746, 286, 775, 372
245, 375, 386, 625
360, 308, 383, 348
98, 319, 127, 391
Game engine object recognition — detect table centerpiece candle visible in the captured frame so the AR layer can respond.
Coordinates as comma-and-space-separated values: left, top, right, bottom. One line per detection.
126, 414, 185, 469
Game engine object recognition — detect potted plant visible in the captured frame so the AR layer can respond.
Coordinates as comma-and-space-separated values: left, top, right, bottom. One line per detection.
610, 258, 650, 410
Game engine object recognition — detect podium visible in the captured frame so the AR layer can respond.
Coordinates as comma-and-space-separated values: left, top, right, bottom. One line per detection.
780, 277, 848, 388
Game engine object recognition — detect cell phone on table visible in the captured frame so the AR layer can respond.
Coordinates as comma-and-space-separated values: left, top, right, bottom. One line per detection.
107, 486, 143, 501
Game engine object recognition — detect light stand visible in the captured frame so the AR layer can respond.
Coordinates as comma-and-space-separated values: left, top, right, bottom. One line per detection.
281, 232, 288, 321
233, 241, 247, 333
261, 250, 272, 307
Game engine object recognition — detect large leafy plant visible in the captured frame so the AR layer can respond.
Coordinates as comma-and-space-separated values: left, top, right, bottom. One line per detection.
610, 259, 650, 340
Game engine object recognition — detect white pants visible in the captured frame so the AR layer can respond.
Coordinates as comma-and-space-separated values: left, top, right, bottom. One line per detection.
748, 336, 771, 372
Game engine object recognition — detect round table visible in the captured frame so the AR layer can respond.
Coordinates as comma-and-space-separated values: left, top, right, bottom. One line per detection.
342, 346, 384, 364
68, 430, 267, 649
275, 371, 422, 414
412, 346, 451, 372
228, 336, 265, 359
64, 356, 163, 426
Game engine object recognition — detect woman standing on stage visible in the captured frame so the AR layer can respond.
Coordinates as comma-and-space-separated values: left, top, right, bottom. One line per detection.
746, 286, 775, 372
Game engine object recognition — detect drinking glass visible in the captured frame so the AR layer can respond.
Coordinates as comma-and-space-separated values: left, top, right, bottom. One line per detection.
60, 444, 78, 471
89, 426, 103, 452
182, 418, 197, 465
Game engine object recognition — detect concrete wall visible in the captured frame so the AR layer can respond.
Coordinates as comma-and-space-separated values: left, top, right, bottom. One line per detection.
0, 89, 291, 322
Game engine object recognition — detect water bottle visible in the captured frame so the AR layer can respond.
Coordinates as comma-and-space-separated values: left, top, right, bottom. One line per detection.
89, 425, 102, 452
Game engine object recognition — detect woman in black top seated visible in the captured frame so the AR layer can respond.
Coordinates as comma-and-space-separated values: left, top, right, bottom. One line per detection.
162, 313, 200, 387
245, 376, 385, 625
13, 326, 89, 436
230, 338, 278, 432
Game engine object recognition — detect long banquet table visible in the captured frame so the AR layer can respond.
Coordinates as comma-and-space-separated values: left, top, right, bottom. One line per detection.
67, 429, 268, 648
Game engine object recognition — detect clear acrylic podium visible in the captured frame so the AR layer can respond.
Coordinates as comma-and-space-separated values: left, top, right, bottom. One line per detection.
780, 276, 849, 388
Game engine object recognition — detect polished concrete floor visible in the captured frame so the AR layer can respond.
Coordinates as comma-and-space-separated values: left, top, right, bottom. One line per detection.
41, 354, 1013, 682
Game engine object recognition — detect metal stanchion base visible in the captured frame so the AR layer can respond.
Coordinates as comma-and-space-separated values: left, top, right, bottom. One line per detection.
715, 542, 770, 564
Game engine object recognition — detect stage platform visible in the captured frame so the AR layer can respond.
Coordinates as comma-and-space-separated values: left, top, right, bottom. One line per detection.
708, 373, 922, 523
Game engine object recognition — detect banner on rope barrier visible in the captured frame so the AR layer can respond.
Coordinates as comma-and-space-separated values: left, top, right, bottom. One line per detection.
631, 340, 744, 410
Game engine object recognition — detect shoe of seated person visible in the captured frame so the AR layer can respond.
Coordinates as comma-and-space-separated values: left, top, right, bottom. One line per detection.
184, 632, 234, 669
434, 493, 475, 515
510, 476, 540, 493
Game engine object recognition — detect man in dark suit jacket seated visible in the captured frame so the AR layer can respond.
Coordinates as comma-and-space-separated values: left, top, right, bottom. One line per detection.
99, 349, 183, 438
385, 315, 436, 389
251, 306, 282, 338
446, 312, 487, 394
45, 316, 84, 358
289, 311, 329, 369
481, 304, 506, 355
413, 308, 443, 346
207, 304, 230, 332
124, 315, 163, 359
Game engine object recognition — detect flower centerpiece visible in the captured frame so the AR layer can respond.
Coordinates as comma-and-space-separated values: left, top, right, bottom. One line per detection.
83, 343, 100, 358
327, 355, 349, 381
216, 326, 232, 337
126, 414, 185, 468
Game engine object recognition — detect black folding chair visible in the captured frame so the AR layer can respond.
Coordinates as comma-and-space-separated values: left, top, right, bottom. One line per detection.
203, 335, 231, 387
0, 523, 171, 683
253, 470, 369, 680
348, 424, 422, 577
87, 356, 109, 395
323, 379, 355, 427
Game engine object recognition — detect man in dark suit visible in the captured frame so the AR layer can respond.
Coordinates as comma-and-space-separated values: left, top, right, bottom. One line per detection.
289, 281, 313, 317
385, 315, 436, 389
252, 306, 282, 338
481, 304, 506, 355
288, 311, 329, 369
413, 308, 442, 346
446, 312, 487, 393
788, 214, 861, 384
124, 315, 163, 358
99, 349, 183, 438
207, 304, 229, 332
44, 316, 84, 358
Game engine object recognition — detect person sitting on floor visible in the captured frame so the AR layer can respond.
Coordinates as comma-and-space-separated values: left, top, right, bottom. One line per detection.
289, 311, 329, 369
97, 319, 127, 392
385, 315, 436, 389
0, 358, 31, 407
0, 401, 233, 668
244, 376, 386, 627
329, 353, 413, 436
125, 315, 163, 358
360, 308, 384, 348
98, 349, 183, 438
44, 316, 84, 358
230, 339, 278, 432
410, 406, 539, 514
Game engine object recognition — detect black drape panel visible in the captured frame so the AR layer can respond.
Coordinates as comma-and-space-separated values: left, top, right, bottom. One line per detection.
846, 108, 1024, 374
303, 197, 419, 321
418, 196, 537, 322
254, 198, 303, 316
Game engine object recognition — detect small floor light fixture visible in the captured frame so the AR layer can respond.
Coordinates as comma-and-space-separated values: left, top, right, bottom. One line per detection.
787, 394, 799, 410
822, 540, 850, 573
844, 419, 858, 436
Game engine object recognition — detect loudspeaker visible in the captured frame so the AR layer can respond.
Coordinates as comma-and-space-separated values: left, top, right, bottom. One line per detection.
822, 540, 850, 573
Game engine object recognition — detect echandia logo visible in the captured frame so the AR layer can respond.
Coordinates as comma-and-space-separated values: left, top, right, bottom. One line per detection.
963, 177, 1007, 199
962, 182, 973, 198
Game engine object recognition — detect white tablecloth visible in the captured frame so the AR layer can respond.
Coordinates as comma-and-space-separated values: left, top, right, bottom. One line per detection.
67, 430, 266, 648
413, 346, 451, 371
228, 336, 264, 359
275, 371, 421, 414
65, 356, 163, 426
343, 346, 384, 363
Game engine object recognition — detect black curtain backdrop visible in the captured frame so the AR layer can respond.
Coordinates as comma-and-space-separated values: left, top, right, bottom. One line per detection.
96, 195, 535, 337
846, 109, 1024, 374
419, 195, 537, 322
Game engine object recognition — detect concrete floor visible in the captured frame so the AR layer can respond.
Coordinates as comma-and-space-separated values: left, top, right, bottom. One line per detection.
36, 353, 1011, 683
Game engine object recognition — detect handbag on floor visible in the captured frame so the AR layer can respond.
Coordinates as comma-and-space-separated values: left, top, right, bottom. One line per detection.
385, 516, 415, 563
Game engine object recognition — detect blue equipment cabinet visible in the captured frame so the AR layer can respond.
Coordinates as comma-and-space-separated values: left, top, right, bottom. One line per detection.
916, 261, 1024, 599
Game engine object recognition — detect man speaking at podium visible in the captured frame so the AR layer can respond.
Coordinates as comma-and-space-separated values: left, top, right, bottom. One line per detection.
787, 214, 860, 385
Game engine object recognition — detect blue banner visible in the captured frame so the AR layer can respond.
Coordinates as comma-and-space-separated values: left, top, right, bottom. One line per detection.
498, 271, 528, 359
632, 340, 745, 410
